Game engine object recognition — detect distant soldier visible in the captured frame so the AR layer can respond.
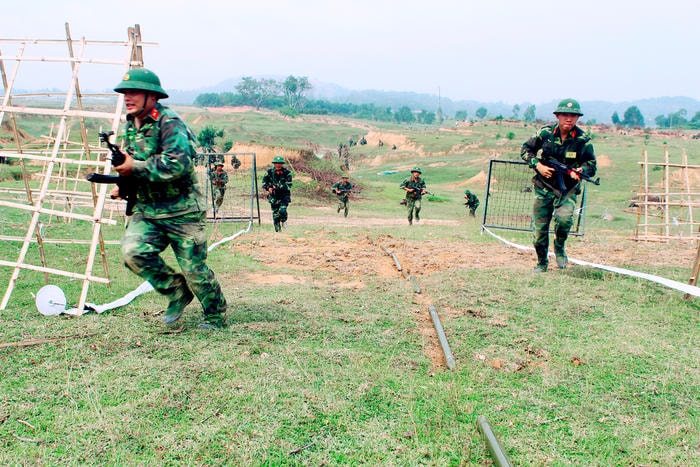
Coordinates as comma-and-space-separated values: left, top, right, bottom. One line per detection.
262, 155, 293, 232
332, 175, 353, 217
464, 189, 480, 217
400, 167, 428, 225
209, 161, 228, 214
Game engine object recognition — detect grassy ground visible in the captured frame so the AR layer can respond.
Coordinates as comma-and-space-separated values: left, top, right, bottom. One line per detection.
0, 112, 698, 465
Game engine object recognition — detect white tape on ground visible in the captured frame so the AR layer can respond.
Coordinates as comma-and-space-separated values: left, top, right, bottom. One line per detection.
42, 221, 253, 316
482, 226, 700, 298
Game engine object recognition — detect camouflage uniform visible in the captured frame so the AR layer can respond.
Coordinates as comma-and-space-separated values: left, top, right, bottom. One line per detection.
120, 101, 227, 327
262, 165, 293, 231
521, 108, 596, 271
209, 166, 228, 210
464, 190, 480, 217
400, 170, 427, 225
331, 178, 353, 217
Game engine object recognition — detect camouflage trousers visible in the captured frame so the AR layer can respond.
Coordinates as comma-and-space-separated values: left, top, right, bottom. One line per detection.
336, 196, 349, 217
406, 198, 422, 224
532, 186, 576, 266
213, 187, 226, 209
269, 197, 290, 231
121, 212, 227, 324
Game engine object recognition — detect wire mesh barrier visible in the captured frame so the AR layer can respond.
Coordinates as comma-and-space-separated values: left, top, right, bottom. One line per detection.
483, 159, 588, 237
194, 152, 261, 224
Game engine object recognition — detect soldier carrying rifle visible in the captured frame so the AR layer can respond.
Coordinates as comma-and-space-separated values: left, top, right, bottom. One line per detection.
521, 98, 598, 272
262, 155, 293, 232
331, 175, 353, 217
400, 167, 429, 225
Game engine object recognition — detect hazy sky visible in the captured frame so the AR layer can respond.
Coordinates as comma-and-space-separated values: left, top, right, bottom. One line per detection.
4, 0, 699, 104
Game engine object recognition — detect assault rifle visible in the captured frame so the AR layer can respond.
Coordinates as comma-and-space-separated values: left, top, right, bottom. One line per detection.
542, 159, 600, 195
85, 131, 137, 216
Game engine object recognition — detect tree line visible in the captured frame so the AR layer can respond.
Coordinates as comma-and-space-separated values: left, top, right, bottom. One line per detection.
194, 76, 700, 129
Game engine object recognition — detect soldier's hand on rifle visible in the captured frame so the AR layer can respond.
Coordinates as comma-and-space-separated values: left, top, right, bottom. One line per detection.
114, 154, 135, 176
535, 161, 555, 179
109, 185, 121, 200
569, 167, 582, 181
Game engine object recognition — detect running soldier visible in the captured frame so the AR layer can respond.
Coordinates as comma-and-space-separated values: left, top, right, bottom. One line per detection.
111, 68, 228, 329
331, 175, 353, 217
400, 167, 428, 225
521, 98, 597, 272
262, 155, 293, 232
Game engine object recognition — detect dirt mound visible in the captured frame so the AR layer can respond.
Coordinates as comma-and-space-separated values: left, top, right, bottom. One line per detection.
230, 142, 304, 167
597, 155, 612, 167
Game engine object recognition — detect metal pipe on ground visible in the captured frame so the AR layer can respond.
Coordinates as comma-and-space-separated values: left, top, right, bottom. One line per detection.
477, 415, 513, 467
390, 253, 402, 271
428, 305, 455, 370
411, 275, 421, 293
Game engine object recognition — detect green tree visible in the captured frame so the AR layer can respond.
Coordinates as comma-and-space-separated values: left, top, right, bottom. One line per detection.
689, 111, 700, 129
394, 106, 416, 123
417, 110, 436, 124
622, 106, 645, 128
512, 104, 521, 120
235, 76, 280, 110
197, 125, 224, 151
283, 75, 312, 111
611, 111, 621, 126
475, 107, 488, 120
455, 110, 468, 121
523, 105, 536, 123
194, 93, 222, 107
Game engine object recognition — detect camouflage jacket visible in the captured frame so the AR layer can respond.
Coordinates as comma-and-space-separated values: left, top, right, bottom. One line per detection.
122, 102, 204, 219
465, 192, 479, 208
262, 167, 293, 198
331, 180, 353, 198
400, 176, 426, 200
210, 170, 229, 188
521, 124, 597, 193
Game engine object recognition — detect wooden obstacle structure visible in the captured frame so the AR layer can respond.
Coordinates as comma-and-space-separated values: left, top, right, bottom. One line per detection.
0, 23, 154, 313
632, 145, 700, 242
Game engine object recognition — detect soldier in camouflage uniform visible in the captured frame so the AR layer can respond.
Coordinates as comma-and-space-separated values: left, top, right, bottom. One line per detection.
111, 68, 227, 329
331, 175, 353, 217
464, 189, 480, 217
521, 98, 597, 272
262, 155, 293, 232
209, 161, 228, 214
400, 167, 428, 225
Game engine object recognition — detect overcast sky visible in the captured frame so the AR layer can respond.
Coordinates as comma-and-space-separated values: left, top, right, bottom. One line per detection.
4, 0, 699, 105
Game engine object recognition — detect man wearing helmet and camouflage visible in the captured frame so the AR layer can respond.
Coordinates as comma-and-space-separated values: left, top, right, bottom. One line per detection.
111, 68, 228, 329
209, 158, 229, 215
521, 98, 597, 272
331, 174, 353, 217
262, 155, 293, 232
464, 189, 480, 217
400, 167, 428, 225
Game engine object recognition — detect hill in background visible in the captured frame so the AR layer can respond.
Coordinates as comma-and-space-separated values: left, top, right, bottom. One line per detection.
159, 77, 700, 127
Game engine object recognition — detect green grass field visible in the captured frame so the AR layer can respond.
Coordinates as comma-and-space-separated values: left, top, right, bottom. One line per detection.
0, 110, 698, 465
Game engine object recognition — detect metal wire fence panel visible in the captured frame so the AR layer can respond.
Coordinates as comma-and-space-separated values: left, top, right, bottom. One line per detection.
194, 152, 260, 223
483, 159, 586, 236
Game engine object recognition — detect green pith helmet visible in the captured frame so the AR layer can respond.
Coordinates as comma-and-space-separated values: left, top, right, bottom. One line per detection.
272, 155, 285, 164
114, 68, 169, 99
411, 167, 422, 174
465, 189, 472, 195
553, 98, 583, 116
342, 175, 349, 179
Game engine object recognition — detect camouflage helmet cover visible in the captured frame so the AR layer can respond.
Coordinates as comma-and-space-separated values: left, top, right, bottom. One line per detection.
114, 68, 169, 99
272, 155, 286, 164
410, 167, 422, 174
553, 98, 583, 116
